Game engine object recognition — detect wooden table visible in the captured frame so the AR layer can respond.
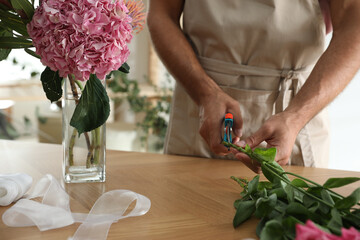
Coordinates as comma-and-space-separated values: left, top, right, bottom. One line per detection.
1, 140, 359, 240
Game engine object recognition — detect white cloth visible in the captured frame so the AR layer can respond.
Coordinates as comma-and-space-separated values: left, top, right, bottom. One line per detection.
2, 174, 151, 240
0, 173, 32, 206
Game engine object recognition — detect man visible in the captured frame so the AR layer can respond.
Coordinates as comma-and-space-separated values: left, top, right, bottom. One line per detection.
147, 0, 360, 172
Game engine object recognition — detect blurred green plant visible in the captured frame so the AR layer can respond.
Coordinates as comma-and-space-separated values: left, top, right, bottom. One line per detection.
107, 71, 173, 152
0, 110, 19, 139
11, 57, 39, 78
0, 0, 37, 60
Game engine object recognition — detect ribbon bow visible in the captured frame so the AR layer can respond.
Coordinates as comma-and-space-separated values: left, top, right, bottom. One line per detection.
2, 174, 151, 240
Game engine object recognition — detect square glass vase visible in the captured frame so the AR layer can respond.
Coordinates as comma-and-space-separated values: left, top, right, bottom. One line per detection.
62, 78, 106, 183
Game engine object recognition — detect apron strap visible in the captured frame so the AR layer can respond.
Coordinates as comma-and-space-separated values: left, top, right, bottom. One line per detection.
198, 56, 311, 78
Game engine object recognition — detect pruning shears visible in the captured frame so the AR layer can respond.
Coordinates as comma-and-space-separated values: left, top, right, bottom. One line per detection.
223, 113, 233, 150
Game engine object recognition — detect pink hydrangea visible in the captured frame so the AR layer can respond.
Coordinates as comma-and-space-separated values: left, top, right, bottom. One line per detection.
296, 220, 360, 240
27, 0, 133, 81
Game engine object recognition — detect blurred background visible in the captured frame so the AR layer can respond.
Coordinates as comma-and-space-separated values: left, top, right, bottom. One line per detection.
0, 1, 359, 172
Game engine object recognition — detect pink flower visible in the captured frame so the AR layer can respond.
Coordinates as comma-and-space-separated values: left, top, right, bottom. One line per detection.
296, 220, 360, 240
341, 227, 360, 240
27, 0, 134, 81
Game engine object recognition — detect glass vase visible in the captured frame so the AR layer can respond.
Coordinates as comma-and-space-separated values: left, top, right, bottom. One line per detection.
62, 78, 106, 183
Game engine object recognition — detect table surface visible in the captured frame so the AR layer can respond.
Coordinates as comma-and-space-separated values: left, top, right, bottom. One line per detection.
1, 140, 359, 240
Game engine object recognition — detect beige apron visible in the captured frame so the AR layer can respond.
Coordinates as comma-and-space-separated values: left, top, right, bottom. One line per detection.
164, 0, 330, 168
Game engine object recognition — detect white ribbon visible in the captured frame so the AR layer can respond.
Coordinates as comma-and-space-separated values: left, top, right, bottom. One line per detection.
2, 174, 151, 240
0, 173, 32, 206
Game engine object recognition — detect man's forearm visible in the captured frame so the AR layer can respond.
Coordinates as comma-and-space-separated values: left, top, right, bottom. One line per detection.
283, 1, 360, 132
147, 1, 221, 106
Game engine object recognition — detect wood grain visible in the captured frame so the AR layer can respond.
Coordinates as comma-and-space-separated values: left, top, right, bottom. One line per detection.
0, 140, 359, 240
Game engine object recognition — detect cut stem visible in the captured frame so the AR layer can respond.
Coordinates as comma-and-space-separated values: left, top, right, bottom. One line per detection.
68, 128, 77, 166
93, 127, 101, 164
282, 171, 350, 203
224, 141, 335, 208
67, 75, 92, 163
263, 163, 334, 208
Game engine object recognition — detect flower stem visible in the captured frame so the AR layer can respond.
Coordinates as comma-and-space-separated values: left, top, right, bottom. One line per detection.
223, 141, 248, 155
67, 75, 92, 165
93, 127, 101, 164
264, 162, 334, 208
231, 176, 248, 188
75, 80, 83, 91
68, 75, 80, 104
224, 141, 335, 208
282, 172, 322, 187
282, 171, 349, 202
68, 128, 77, 166
86, 136, 94, 168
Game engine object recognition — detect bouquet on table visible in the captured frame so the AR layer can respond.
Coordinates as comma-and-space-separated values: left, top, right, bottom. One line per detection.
0, 0, 146, 182
224, 142, 360, 240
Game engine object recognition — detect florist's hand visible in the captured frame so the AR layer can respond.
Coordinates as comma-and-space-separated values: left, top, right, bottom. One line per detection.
234, 112, 299, 173
199, 89, 243, 156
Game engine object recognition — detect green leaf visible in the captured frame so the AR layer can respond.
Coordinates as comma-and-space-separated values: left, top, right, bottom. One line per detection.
118, 62, 130, 73
343, 209, 360, 228
0, 48, 11, 61
253, 147, 277, 163
244, 144, 252, 155
234, 199, 242, 209
321, 189, 335, 206
0, 9, 28, 36
323, 177, 360, 189
308, 202, 320, 213
350, 208, 360, 218
234, 196, 252, 209
10, 0, 34, 20
258, 181, 272, 191
70, 74, 110, 134
0, 2, 12, 10
327, 208, 343, 235
320, 204, 331, 215
282, 216, 302, 239
282, 181, 295, 203
233, 200, 256, 228
255, 193, 277, 218
0, 36, 32, 48
307, 187, 322, 197
306, 187, 332, 213
313, 222, 333, 234
283, 182, 304, 203
259, 219, 284, 240
303, 193, 322, 213
24, 48, 40, 59
248, 175, 260, 195
261, 161, 289, 184
274, 199, 289, 213
259, 188, 268, 198
0, 28, 12, 60
261, 166, 279, 184
285, 202, 310, 222
303, 187, 324, 211
291, 179, 309, 188
40, 67, 63, 102
294, 190, 305, 203
256, 217, 268, 237
335, 188, 360, 210
269, 187, 287, 200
